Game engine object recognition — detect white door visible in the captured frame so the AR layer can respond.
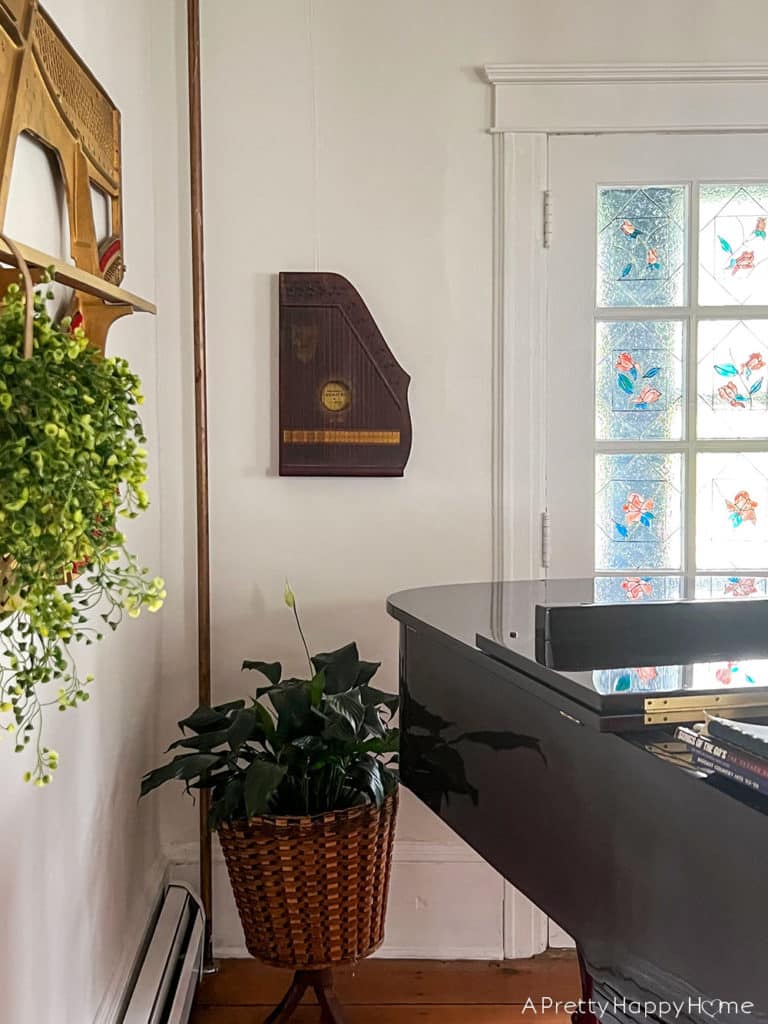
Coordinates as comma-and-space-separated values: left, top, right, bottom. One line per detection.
544, 133, 768, 948
547, 133, 768, 593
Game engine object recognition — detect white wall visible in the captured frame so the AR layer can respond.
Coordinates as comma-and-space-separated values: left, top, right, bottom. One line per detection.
155, 0, 768, 959
0, 4, 165, 1021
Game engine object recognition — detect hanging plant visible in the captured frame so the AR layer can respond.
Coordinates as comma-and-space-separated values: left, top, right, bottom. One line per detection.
0, 255, 165, 785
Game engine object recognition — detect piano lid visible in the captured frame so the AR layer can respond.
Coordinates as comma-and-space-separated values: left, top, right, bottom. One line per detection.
387, 575, 768, 730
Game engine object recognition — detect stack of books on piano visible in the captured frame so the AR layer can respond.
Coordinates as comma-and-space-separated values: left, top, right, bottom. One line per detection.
675, 715, 768, 796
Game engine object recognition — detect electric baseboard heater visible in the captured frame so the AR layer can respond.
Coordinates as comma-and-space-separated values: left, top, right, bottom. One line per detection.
122, 884, 204, 1024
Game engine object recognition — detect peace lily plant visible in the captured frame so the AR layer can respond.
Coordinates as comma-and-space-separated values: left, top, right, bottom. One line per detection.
0, 275, 165, 785
141, 585, 399, 825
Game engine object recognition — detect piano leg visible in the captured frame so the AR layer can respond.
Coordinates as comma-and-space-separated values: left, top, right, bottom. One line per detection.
572, 948, 600, 1024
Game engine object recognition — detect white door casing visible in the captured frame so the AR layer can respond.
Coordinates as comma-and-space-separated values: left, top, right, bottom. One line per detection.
484, 62, 768, 956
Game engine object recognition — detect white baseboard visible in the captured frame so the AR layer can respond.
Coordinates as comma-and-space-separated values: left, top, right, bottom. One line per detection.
167, 836, 507, 961
92, 855, 170, 1024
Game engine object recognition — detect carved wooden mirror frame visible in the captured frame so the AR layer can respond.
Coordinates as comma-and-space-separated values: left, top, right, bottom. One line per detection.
0, 0, 145, 350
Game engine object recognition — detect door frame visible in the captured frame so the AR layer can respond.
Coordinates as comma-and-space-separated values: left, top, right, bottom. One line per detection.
485, 61, 768, 957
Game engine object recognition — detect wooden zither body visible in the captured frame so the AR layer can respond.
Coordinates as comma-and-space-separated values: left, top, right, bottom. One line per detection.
279, 273, 412, 477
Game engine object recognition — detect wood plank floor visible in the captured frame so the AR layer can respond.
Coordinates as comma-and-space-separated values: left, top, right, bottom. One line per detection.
193, 952, 579, 1023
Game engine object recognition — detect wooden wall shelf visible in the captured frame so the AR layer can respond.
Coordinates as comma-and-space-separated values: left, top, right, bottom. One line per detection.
0, 236, 156, 314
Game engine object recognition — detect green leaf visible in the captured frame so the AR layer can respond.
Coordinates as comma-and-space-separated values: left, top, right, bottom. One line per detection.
167, 728, 230, 753
360, 686, 399, 715
312, 643, 361, 694
140, 753, 221, 797
348, 758, 385, 808
363, 703, 386, 738
718, 235, 733, 254
177, 705, 230, 734
242, 660, 282, 686
270, 679, 315, 738
227, 708, 262, 751
252, 700, 277, 743
357, 729, 400, 755
323, 690, 366, 739
209, 779, 245, 829
617, 373, 634, 395
355, 661, 381, 686
213, 699, 246, 715
244, 760, 287, 817
714, 364, 738, 377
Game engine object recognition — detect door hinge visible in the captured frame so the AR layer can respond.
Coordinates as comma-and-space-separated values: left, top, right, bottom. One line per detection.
543, 190, 552, 249
540, 511, 552, 570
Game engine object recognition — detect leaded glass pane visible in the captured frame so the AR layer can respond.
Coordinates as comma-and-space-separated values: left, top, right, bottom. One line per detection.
699, 183, 768, 306
691, 660, 768, 689
597, 186, 687, 308
697, 320, 768, 439
593, 575, 682, 603
595, 453, 683, 571
596, 320, 684, 440
593, 665, 683, 695
696, 452, 768, 570
695, 575, 768, 599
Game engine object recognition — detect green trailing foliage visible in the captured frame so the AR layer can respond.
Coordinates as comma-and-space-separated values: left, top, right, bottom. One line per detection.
142, 590, 399, 826
0, 277, 165, 784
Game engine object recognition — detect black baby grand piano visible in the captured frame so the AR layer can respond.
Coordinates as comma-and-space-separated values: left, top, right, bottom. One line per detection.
387, 578, 768, 1024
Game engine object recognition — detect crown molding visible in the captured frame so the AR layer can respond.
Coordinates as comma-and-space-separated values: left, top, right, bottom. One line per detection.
483, 63, 768, 85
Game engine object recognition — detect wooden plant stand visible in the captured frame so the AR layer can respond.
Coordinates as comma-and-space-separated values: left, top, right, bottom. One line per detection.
264, 968, 346, 1024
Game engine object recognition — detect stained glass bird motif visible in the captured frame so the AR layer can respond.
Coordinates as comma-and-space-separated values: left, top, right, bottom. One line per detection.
731, 251, 756, 276
646, 247, 661, 271
726, 490, 758, 528
620, 220, 642, 238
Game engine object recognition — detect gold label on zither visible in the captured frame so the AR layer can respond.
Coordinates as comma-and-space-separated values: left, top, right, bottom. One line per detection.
283, 430, 400, 446
320, 381, 351, 412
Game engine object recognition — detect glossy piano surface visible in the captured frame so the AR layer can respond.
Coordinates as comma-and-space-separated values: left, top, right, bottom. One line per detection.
388, 578, 768, 1023
390, 576, 768, 729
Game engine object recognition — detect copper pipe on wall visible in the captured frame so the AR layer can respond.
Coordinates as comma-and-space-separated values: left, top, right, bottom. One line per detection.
186, 0, 215, 971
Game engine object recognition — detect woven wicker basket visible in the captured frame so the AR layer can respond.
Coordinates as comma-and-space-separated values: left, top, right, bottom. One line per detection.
218, 789, 398, 970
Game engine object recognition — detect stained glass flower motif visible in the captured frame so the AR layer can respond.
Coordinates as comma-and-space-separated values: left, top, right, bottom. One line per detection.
592, 664, 683, 695
691, 660, 767, 690
593, 576, 682, 603
699, 184, 768, 306
696, 452, 768, 569
695, 575, 768, 599
595, 453, 683, 571
596, 320, 684, 440
697, 320, 768, 439
597, 186, 687, 308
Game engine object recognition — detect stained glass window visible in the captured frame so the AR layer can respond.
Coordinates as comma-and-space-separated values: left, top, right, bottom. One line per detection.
596, 320, 684, 440
592, 180, 768, 593
595, 453, 683, 571
699, 184, 768, 306
696, 452, 768, 570
697, 320, 768, 439
597, 186, 687, 308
